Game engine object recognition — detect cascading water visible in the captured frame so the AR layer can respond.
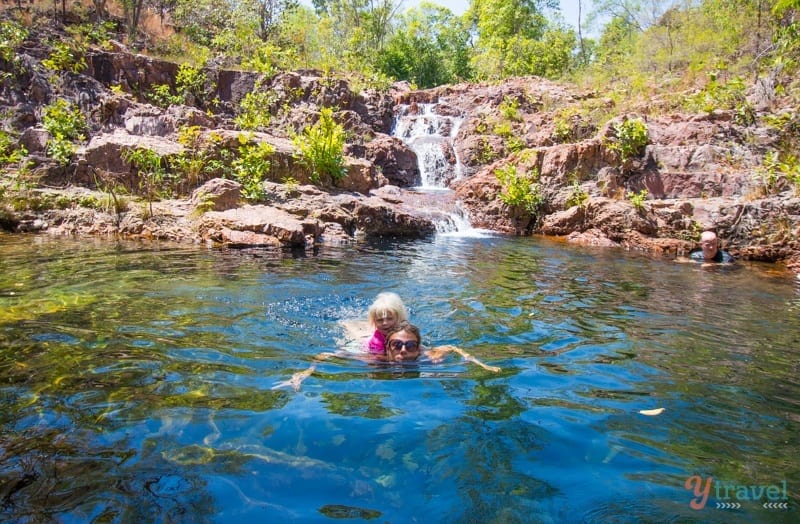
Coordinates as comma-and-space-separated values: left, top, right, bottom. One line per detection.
392, 103, 464, 188
392, 102, 488, 236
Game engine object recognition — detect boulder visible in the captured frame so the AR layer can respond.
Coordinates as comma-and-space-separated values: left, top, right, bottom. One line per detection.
191, 178, 242, 212
197, 205, 319, 247
364, 134, 419, 187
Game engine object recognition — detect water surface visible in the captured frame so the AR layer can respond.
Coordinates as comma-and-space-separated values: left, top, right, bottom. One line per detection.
1, 232, 798, 523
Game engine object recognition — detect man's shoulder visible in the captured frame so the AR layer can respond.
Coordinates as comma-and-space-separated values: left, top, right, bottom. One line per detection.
688, 250, 735, 263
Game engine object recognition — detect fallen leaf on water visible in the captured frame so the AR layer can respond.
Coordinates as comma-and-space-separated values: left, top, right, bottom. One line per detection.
639, 408, 665, 416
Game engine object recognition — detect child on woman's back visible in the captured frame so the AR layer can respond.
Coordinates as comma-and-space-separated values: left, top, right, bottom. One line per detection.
363, 292, 409, 354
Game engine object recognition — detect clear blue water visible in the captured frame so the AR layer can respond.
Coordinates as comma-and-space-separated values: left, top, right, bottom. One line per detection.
1, 232, 798, 523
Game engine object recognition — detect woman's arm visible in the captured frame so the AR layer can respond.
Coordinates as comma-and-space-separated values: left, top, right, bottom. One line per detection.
425, 344, 501, 373
271, 352, 341, 392
272, 365, 317, 392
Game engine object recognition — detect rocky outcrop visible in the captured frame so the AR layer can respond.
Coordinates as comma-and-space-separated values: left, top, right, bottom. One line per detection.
2, 28, 799, 269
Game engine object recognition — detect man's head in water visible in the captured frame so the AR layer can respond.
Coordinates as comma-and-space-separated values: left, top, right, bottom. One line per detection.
700, 231, 720, 261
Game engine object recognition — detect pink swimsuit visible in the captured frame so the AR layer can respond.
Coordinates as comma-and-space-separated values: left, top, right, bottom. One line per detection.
364, 330, 386, 354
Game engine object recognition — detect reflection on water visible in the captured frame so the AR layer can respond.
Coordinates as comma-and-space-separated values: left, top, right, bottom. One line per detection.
1, 232, 799, 523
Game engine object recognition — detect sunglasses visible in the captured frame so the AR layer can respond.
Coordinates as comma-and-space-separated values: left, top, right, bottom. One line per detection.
388, 340, 419, 352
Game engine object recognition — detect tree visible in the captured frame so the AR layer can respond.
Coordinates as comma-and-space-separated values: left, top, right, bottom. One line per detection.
121, 0, 147, 41
467, 0, 571, 79
251, 0, 300, 41
314, 0, 404, 61
378, 2, 473, 87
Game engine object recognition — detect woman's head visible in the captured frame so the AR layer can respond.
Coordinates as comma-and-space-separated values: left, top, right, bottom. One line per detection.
367, 292, 409, 335
384, 321, 422, 362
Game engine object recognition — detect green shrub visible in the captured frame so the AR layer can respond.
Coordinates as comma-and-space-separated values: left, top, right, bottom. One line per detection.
170, 125, 217, 191
553, 107, 582, 144
235, 89, 276, 131
684, 74, 755, 126
608, 118, 648, 162
175, 64, 207, 104
0, 131, 27, 166
755, 151, 800, 195
70, 21, 116, 50
492, 121, 513, 138
0, 20, 28, 64
42, 41, 87, 73
293, 108, 347, 184
475, 137, 498, 164
498, 96, 521, 122
553, 116, 574, 143
566, 181, 589, 209
42, 100, 87, 165
233, 135, 274, 202
122, 147, 171, 215
495, 164, 543, 213
147, 65, 211, 108
627, 188, 649, 211
147, 84, 183, 108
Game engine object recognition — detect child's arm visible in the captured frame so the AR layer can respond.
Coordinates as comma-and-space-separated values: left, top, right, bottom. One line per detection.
426, 344, 501, 373
339, 319, 372, 340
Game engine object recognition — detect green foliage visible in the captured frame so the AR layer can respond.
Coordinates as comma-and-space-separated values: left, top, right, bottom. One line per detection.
0, 131, 27, 167
43, 40, 87, 73
169, 126, 228, 191
608, 118, 648, 162
552, 107, 595, 144
232, 135, 274, 202
469, 0, 575, 80
0, 19, 28, 64
83, 180, 130, 216
347, 71, 395, 93
492, 121, 513, 138
176, 63, 208, 104
755, 151, 800, 195
147, 65, 211, 108
498, 96, 521, 122
293, 107, 347, 184
627, 188, 649, 211
494, 164, 543, 213
684, 73, 754, 125
565, 181, 588, 209
282, 175, 299, 194
475, 136, 498, 164
42, 100, 88, 166
235, 89, 276, 131
493, 120, 526, 152
147, 84, 183, 108
239, 42, 299, 74
553, 114, 574, 143
67, 21, 117, 51
377, 4, 472, 88
122, 147, 171, 215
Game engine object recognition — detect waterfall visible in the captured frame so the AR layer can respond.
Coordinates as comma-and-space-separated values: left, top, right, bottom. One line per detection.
392, 103, 464, 188
392, 102, 489, 237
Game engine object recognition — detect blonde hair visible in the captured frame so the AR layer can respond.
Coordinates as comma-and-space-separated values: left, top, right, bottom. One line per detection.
367, 292, 409, 327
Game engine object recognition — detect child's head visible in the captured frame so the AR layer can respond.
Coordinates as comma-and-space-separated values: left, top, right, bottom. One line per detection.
384, 321, 422, 361
368, 292, 408, 335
